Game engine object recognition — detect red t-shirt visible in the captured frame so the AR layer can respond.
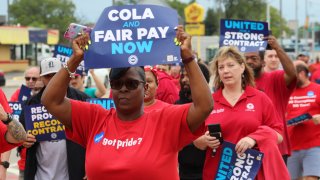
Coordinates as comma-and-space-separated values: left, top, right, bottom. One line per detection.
66, 100, 205, 179
156, 71, 179, 104
0, 89, 15, 153
203, 86, 283, 180
144, 99, 170, 113
255, 70, 295, 155
10, 88, 20, 102
286, 82, 320, 150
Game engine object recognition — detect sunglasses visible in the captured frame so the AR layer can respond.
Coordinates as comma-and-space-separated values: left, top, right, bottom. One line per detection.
25, 77, 38, 81
110, 79, 145, 90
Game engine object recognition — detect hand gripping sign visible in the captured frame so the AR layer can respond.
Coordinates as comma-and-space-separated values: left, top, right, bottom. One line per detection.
219, 19, 269, 52
84, 5, 180, 68
214, 141, 263, 180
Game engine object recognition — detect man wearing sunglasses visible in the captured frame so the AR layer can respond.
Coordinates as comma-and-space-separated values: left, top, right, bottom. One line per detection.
10, 67, 40, 102
19, 57, 89, 180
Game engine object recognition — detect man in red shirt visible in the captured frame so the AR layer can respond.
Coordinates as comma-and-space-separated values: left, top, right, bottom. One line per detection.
244, 35, 297, 163
286, 61, 320, 180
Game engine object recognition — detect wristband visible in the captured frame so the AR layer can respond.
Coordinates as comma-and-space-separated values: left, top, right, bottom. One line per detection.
2, 113, 13, 125
182, 56, 195, 64
63, 64, 76, 79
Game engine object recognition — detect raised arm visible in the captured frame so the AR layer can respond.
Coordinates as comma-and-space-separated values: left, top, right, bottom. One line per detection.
266, 35, 296, 86
41, 34, 89, 130
89, 69, 107, 98
176, 26, 213, 132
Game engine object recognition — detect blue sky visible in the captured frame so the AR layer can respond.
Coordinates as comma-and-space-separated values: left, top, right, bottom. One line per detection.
0, 0, 319, 26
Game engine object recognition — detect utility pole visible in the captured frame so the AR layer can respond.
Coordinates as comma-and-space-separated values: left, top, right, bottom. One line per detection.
280, 0, 283, 46
7, 0, 10, 24
266, 1, 270, 29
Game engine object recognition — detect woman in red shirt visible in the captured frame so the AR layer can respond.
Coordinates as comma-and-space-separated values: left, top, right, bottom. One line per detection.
41, 26, 213, 179
198, 46, 289, 179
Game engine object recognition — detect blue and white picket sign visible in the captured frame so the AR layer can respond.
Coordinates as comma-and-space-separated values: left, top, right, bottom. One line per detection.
53, 44, 86, 75
220, 19, 269, 52
24, 104, 66, 141
8, 102, 23, 121
214, 141, 264, 179
84, 5, 180, 68
86, 98, 115, 110
18, 85, 31, 102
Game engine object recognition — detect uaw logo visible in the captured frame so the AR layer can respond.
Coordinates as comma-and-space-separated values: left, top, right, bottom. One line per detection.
94, 132, 104, 143
307, 91, 315, 97
48, 61, 55, 68
128, 55, 138, 65
245, 103, 255, 112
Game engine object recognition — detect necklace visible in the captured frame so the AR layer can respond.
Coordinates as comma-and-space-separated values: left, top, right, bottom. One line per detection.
223, 89, 243, 106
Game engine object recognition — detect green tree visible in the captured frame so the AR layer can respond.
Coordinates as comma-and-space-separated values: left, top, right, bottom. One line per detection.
166, 0, 188, 20
204, 8, 220, 35
9, 0, 78, 43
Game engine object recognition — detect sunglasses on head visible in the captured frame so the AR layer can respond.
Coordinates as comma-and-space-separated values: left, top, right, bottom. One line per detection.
25, 77, 38, 81
110, 79, 145, 90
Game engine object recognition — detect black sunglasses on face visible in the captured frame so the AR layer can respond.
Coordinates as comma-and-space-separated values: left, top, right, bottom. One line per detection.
110, 79, 145, 90
25, 77, 38, 81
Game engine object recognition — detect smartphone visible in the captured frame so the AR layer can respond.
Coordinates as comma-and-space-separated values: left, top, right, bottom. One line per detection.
64, 23, 92, 40
208, 124, 223, 144
287, 113, 312, 126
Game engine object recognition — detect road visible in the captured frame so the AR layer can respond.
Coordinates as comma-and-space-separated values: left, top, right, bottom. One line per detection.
2, 71, 25, 180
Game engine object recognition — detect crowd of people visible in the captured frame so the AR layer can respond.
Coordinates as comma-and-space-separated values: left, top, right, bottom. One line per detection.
1, 24, 320, 180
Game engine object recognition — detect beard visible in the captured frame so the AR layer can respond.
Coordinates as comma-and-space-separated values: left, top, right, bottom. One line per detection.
178, 84, 192, 103
296, 79, 303, 88
250, 65, 263, 77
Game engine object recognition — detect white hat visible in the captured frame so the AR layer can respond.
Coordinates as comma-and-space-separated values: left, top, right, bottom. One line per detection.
40, 57, 62, 76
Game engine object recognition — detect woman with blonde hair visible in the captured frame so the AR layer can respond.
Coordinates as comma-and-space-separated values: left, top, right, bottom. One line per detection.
197, 46, 290, 179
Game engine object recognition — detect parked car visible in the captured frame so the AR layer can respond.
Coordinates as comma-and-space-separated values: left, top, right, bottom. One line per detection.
0, 70, 6, 86
84, 68, 110, 89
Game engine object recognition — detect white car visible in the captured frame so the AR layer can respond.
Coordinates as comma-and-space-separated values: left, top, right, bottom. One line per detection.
84, 68, 110, 88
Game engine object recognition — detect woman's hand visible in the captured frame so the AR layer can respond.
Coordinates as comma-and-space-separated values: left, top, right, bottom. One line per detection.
235, 137, 256, 155
175, 25, 193, 60
71, 33, 90, 62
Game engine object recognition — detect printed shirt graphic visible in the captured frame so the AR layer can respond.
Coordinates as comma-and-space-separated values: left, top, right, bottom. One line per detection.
203, 86, 282, 180
66, 100, 205, 179
286, 82, 320, 150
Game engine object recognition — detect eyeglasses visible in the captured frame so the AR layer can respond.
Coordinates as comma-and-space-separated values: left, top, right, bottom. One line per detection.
110, 79, 145, 90
25, 77, 38, 81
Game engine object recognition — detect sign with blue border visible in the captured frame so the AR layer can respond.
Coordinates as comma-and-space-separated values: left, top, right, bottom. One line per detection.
220, 19, 269, 52
214, 141, 263, 179
84, 5, 180, 68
